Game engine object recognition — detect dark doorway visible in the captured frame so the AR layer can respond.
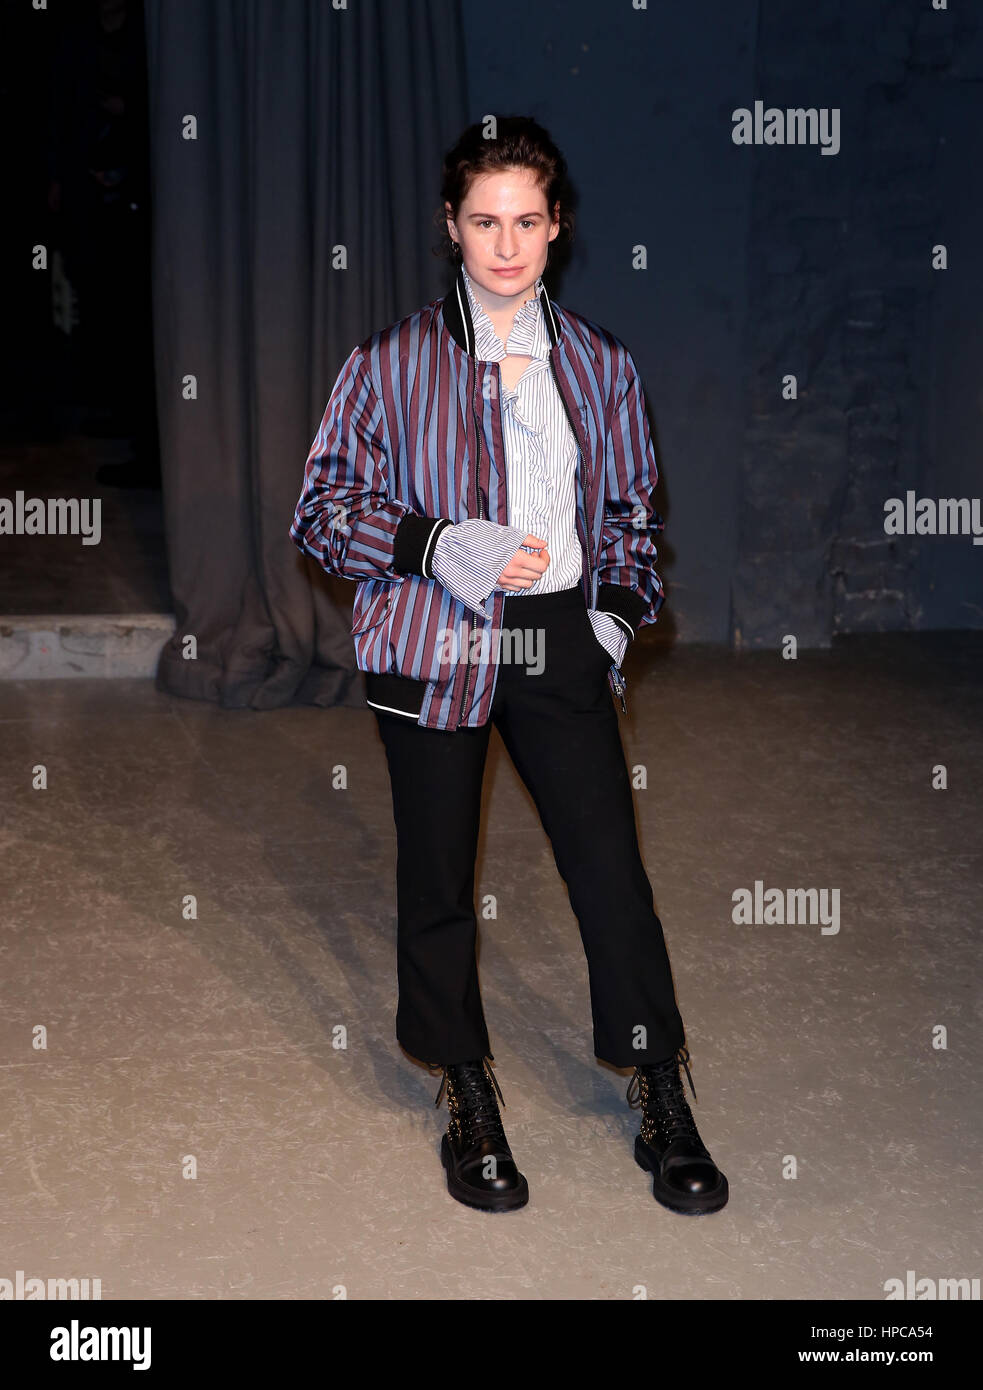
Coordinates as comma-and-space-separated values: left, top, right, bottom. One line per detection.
0, 0, 169, 616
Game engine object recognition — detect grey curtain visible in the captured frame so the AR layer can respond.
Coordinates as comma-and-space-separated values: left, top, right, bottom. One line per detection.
144, 0, 468, 707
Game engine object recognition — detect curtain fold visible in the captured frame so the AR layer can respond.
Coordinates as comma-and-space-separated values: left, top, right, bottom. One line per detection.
143, 0, 468, 707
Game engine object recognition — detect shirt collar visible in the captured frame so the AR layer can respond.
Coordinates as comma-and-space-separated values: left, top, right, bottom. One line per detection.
461, 263, 547, 362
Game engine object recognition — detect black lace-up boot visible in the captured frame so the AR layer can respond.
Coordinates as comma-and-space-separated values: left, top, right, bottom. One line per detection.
627, 1045, 728, 1215
430, 1055, 529, 1212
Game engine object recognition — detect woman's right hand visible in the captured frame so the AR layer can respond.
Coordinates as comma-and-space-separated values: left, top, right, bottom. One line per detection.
496, 535, 550, 591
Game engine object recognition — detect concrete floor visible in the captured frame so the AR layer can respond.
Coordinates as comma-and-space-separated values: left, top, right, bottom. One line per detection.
1, 632, 980, 1300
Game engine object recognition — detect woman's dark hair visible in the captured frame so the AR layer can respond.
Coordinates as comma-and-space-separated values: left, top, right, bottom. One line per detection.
433, 115, 576, 272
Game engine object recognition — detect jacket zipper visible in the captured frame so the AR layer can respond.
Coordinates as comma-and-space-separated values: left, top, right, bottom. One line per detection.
456, 360, 485, 727
547, 354, 628, 717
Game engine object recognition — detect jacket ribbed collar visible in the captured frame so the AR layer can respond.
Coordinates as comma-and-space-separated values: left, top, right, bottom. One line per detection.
440, 262, 562, 357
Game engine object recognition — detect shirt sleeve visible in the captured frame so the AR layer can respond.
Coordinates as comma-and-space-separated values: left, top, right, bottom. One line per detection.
430, 518, 530, 617
587, 608, 628, 667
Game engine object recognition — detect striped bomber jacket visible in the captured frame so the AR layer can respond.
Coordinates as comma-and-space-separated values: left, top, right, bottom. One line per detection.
289, 264, 666, 731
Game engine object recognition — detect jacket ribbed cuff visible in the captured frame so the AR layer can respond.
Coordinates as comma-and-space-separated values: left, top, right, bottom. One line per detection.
595, 582, 647, 641
393, 514, 454, 579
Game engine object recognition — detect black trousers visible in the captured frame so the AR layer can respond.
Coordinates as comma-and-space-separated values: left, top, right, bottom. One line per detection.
373, 583, 686, 1069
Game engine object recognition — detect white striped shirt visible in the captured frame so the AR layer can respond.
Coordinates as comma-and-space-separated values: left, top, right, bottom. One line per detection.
430, 264, 628, 666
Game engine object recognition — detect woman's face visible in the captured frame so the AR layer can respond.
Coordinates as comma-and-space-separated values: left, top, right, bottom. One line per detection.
445, 167, 559, 308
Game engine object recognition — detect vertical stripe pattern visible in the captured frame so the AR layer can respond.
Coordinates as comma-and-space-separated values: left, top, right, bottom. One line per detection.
289, 267, 664, 730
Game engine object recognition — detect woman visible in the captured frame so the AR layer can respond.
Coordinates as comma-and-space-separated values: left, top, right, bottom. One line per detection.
290, 116, 728, 1217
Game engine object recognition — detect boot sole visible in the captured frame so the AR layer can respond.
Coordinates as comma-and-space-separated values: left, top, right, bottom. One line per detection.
634, 1136, 729, 1215
440, 1134, 529, 1212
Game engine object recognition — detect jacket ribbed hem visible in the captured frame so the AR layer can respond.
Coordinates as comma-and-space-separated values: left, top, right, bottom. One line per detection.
365, 671, 429, 720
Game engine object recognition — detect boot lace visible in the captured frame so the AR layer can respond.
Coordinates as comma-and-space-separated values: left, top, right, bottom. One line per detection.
626, 1044, 702, 1144
430, 1056, 507, 1144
